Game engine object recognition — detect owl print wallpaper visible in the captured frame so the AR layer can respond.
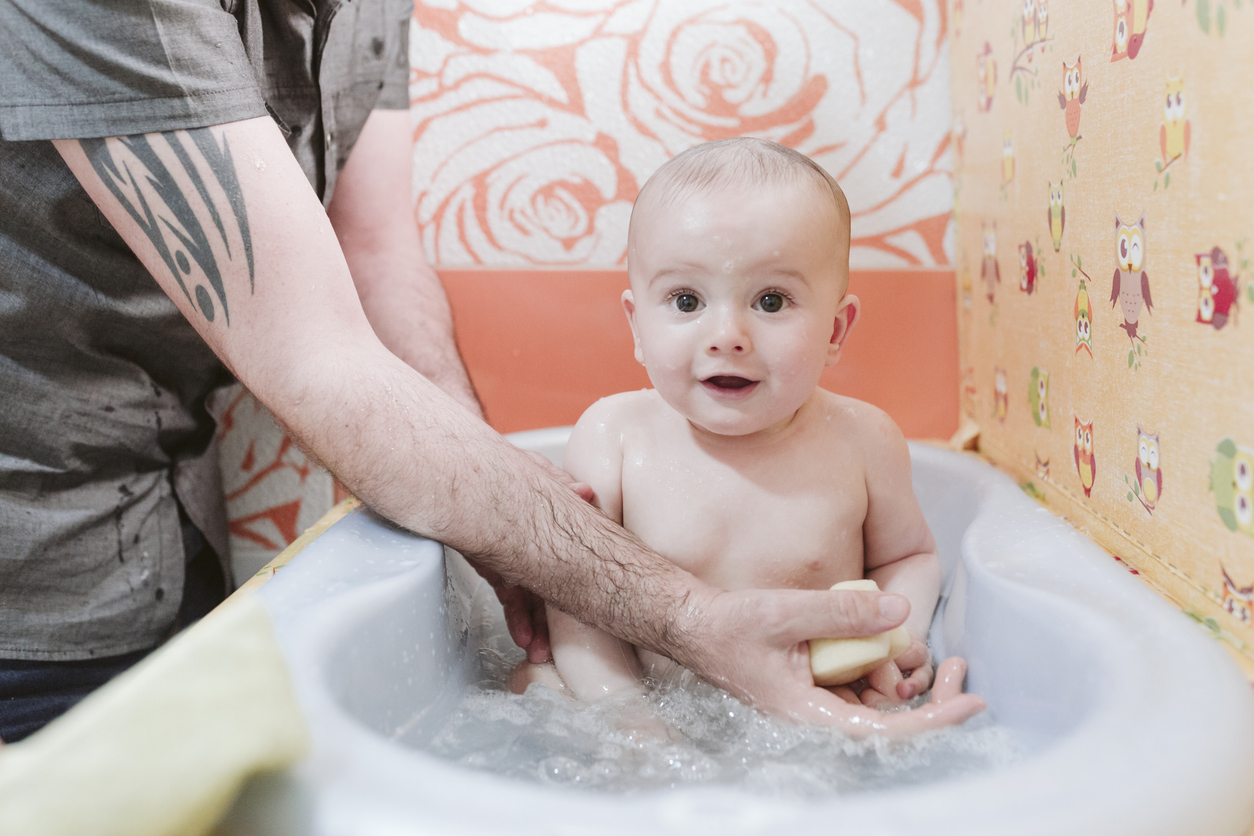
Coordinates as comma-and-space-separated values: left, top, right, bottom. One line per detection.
953, 0, 1254, 671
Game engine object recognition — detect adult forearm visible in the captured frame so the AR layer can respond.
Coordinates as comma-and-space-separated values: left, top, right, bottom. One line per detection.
268, 341, 707, 657
327, 109, 482, 418
340, 243, 481, 418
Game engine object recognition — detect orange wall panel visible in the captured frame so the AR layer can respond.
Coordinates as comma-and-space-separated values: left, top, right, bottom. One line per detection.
441, 269, 958, 440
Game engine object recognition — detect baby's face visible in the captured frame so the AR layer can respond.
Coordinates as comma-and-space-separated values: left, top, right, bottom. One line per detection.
625, 180, 851, 437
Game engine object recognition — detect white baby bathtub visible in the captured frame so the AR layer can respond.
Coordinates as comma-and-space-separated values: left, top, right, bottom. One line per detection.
221, 427, 1254, 836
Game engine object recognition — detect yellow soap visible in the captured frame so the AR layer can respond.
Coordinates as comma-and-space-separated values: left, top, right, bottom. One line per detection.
809, 580, 911, 687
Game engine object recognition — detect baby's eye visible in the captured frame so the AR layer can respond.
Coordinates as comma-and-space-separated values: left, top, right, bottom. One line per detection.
757, 293, 785, 313
672, 293, 700, 313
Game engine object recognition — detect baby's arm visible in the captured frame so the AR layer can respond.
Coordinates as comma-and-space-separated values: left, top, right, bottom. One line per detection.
859, 409, 944, 705
544, 397, 647, 700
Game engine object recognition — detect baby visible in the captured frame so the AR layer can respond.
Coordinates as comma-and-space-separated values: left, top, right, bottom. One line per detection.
514, 138, 983, 731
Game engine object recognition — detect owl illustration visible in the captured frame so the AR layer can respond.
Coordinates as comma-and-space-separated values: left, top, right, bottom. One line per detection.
1129, 0, 1152, 58
1036, 0, 1049, 41
1221, 566, 1253, 624
1002, 131, 1015, 184
1048, 180, 1065, 251
1112, 0, 1153, 61
978, 42, 996, 112
1209, 438, 1254, 536
1022, 0, 1037, 42
981, 223, 1000, 303
1018, 241, 1036, 294
1075, 280, 1093, 356
1135, 427, 1162, 513
994, 368, 1008, 422
1111, 213, 1153, 341
1029, 367, 1050, 428
1111, 0, 1132, 60
1074, 416, 1096, 497
1159, 76, 1190, 163
1058, 57, 1088, 140
1035, 453, 1050, 481
1196, 246, 1238, 330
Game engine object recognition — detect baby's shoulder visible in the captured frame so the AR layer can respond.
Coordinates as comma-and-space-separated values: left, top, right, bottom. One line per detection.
576, 389, 660, 426
571, 389, 666, 444
811, 391, 907, 454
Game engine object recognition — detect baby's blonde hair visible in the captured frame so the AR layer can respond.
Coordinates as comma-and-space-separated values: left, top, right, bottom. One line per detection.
628, 138, 852, 267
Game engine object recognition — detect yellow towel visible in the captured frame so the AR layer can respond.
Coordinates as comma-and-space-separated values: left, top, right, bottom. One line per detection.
0, 597, 308, 836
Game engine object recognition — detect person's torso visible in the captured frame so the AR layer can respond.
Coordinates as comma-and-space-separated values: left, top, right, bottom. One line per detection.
0, 0, 408, 659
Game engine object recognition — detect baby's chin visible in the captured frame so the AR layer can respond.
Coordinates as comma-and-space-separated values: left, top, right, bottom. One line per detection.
679, 401, 808, 440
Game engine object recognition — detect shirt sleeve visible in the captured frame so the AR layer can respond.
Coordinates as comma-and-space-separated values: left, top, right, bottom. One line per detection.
0, 0, 266, 141
373, 0, 413, 110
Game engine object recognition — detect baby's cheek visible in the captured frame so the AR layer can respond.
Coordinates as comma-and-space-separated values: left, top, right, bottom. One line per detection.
774, 334, 826, 380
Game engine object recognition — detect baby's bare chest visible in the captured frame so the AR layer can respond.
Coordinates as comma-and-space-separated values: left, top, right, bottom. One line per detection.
619, 447, 868, 591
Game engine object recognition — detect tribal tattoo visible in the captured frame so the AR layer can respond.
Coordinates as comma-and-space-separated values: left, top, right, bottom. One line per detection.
80, 129, 253, 325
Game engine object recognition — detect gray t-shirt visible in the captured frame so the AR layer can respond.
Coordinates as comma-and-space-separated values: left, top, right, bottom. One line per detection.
0, 0, 411, 660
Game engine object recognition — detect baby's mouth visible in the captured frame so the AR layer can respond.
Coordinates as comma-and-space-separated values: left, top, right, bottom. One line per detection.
702, 375, 758, 396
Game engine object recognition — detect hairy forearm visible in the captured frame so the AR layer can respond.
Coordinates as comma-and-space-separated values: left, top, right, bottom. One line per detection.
273, 341, 711, 659
866, 552, 941, 638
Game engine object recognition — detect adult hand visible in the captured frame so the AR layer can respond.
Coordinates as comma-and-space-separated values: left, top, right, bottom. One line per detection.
473, 450, 597, 663
676, 587, 985, 738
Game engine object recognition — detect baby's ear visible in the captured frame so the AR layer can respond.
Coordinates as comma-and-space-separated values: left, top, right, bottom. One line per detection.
826, 294, 861, 367
621, 289, 645, 366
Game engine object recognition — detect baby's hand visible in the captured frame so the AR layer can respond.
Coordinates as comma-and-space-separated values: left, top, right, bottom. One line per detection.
854, 631, 934, 708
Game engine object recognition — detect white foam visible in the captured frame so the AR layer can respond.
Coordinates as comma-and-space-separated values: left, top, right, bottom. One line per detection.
403, 614, 1022, 796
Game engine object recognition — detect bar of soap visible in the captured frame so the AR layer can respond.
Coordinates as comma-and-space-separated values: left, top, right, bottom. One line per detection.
810, 580, 911, 687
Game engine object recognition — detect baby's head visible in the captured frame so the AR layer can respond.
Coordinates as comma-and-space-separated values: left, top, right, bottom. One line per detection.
623, 138, 860, 438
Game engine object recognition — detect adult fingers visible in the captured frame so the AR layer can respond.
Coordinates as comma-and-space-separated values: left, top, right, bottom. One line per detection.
780, 684, 981, 739
828, 685, 862, 705
762, 588, 911, 643
930, 657, 977, 703
498, 586, 534, 650
878, 693, 988, 737
765, 684, 894, 734
857, 658, 985, 737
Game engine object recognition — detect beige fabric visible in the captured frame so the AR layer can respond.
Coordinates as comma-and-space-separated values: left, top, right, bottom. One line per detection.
0, 598, 308, 836
950, 0, 1254, 670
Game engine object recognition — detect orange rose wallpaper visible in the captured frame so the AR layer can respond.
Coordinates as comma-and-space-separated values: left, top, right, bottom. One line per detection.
408, 0, 955, 268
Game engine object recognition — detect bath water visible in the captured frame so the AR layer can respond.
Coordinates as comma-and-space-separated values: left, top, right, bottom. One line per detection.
398, 583, 1021, 797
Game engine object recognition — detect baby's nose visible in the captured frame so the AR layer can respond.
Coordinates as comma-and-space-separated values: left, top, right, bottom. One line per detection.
706, 307, 750, 353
